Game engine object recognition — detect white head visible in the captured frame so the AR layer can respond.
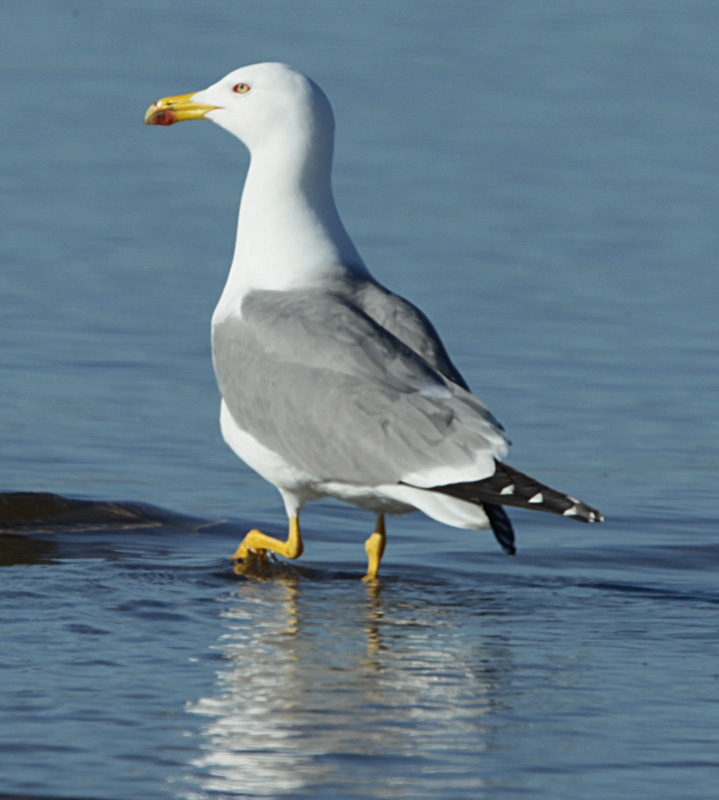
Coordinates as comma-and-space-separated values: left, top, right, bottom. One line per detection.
145, 63, 335, 166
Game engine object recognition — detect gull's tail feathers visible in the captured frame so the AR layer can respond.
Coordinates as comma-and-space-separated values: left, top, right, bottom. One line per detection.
432, 460, 604, 524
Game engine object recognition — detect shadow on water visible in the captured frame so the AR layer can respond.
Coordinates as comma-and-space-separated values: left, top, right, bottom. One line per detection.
0, 491, 207, 535
0, 491, 237, 568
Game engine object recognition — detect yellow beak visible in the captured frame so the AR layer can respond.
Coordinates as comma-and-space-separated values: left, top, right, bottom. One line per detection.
144, 92, 218, 126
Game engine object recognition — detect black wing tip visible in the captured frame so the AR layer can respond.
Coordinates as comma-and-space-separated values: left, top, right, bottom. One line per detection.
432, 462, 604, 525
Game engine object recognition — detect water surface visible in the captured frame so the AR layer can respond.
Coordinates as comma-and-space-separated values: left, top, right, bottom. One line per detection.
2, 2, 718, 799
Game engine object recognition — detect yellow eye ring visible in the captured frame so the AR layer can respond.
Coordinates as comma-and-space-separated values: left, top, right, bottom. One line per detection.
233, 83, 250, 94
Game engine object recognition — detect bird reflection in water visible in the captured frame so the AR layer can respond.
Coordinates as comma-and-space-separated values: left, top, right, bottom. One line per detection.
363, 579, 386, 663
185, 576, 509, 798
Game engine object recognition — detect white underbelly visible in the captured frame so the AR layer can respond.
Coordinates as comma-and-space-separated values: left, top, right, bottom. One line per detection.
219, 400, 320, 497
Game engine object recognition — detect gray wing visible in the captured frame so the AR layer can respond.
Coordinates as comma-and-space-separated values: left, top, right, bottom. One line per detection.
212, 289, 508, 488
352, 280, 471, 390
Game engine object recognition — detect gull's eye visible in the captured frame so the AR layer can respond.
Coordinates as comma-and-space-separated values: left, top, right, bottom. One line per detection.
232, 83, 250, 94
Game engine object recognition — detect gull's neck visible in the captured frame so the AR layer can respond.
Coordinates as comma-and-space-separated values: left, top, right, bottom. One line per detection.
213, 131, 368, 322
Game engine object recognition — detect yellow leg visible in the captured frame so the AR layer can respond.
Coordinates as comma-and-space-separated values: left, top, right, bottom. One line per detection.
362, 514, 386, 582
230, 516, 304, 563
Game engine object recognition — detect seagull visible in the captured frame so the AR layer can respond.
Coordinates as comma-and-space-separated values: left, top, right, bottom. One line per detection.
144, 63, 603, 580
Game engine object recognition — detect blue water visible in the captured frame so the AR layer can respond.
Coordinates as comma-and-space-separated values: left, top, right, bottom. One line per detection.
2, 2, 718, 798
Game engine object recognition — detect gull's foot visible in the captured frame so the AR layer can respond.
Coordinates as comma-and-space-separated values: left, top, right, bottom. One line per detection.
229, 521, 304, 579
232, 549, 280, 578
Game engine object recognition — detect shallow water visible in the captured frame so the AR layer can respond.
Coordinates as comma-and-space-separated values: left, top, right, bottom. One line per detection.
2, 495, 718, 799
2, 2, 719, 799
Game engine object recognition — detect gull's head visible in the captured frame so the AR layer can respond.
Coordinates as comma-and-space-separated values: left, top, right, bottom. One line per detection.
144, 63, 334, 154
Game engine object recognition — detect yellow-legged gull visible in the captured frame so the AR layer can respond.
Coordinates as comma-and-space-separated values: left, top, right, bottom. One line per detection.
144, 63, 603, 580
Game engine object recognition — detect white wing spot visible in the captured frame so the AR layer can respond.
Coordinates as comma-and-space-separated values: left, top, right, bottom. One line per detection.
419, 383, 453, 399
528, 492, 544, 504
563, 504, 580, 517
500, 484, 515, 495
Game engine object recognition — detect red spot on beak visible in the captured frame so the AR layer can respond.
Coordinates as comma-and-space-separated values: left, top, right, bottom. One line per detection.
150, 110, 177, 126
